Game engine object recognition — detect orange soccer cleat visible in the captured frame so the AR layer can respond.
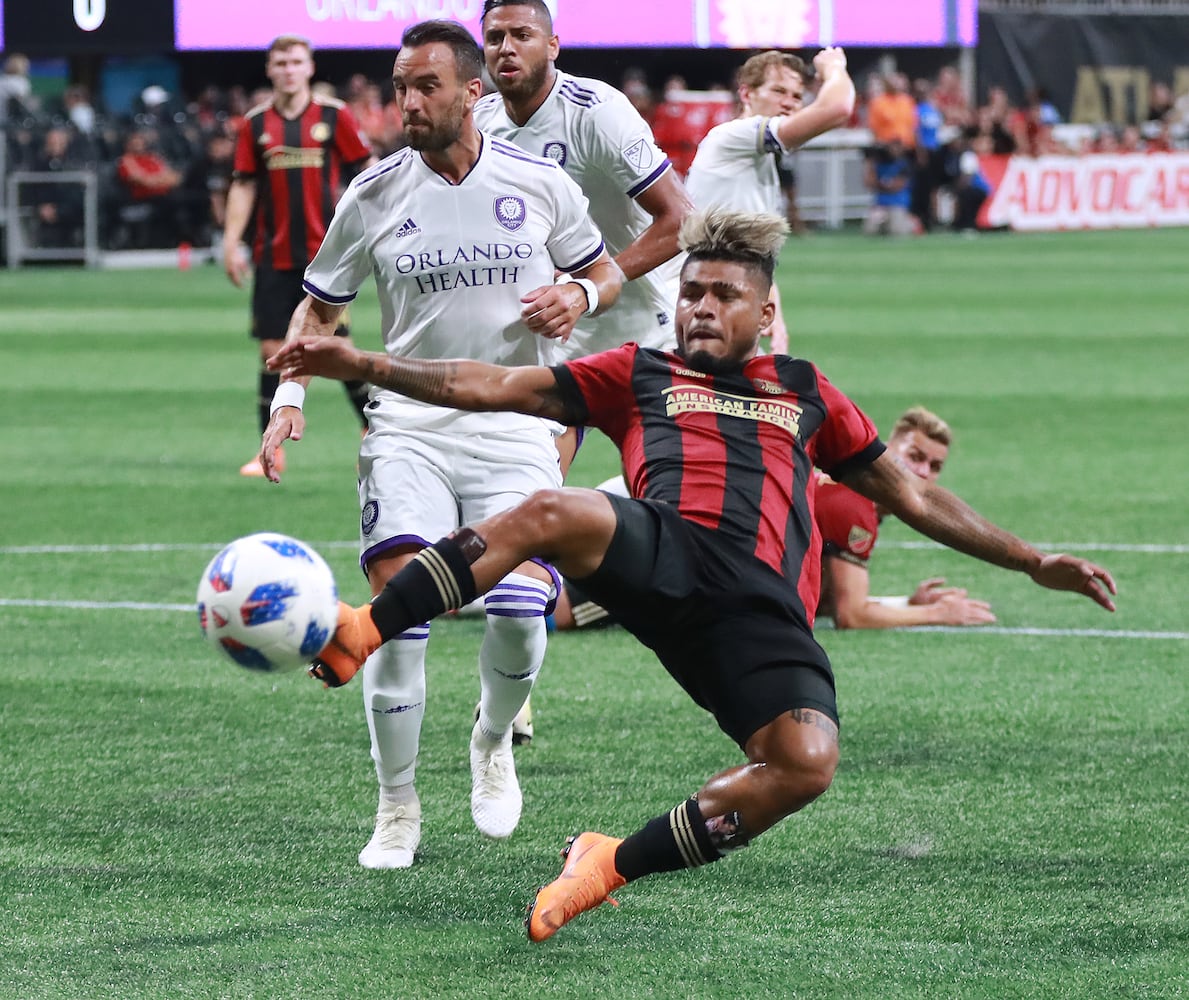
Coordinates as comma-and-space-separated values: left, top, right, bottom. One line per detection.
526, 832, 626, 942
310, 601, 382, 687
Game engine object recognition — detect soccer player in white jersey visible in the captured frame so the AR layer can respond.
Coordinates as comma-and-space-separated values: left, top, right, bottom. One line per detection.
474, 0, 692, 362
686, 49, 855, 352
256, 19, 623, 870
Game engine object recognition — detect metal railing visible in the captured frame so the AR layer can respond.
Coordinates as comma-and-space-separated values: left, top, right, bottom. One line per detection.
5, 171, 101, 268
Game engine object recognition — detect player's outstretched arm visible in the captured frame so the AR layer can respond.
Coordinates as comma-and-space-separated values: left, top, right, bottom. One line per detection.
773, 47, 856, 152
841, 451, 1117, 611
270, 339, 580, 424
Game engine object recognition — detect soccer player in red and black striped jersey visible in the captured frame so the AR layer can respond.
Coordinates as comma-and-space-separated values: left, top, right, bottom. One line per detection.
269, 208, 1117, 941
222, 35, 375, 476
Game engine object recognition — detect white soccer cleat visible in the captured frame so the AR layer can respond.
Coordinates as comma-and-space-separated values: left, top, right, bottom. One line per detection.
358, 789, 421, 869
470, 720, 522, 839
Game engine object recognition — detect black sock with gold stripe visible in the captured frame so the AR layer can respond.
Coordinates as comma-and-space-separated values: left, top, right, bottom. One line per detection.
369, 530, 483, 641
613, 797, 722, 882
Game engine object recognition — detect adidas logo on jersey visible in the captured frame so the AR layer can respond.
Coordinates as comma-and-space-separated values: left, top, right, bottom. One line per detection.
395, 217, 421, 237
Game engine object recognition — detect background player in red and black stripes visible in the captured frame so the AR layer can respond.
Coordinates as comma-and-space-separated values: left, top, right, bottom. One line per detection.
222, 34, 375, 476
268, 208, 1117, 942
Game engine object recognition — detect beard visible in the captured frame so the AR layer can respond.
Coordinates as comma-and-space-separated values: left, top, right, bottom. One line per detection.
675, 346, 747, 376
496, 59, 551, 105
404, 94, 466, 152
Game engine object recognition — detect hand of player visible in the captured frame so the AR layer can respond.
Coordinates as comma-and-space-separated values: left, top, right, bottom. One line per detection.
813, 46, 848, 79
520, 283, 584, 342
270, 336, 364, 383
223, 241, 250, 288
258, 406, 306, 484
908, 577, 968, 606
1030, 553, 1117, 611
931, 592, 996, 626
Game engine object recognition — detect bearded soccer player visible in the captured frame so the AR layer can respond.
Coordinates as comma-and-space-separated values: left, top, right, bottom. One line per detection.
223, 34, 375, 477
257, 20, 622, 871
474, 0, 692, 362
270, 208, 1116, 940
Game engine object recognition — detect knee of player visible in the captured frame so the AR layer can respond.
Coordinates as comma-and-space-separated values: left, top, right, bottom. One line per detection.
768, 742, 839, 807
517, 489, 573, 544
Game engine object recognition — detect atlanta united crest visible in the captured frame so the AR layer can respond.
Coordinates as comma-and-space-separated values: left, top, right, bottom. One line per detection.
494, 195, 527, 231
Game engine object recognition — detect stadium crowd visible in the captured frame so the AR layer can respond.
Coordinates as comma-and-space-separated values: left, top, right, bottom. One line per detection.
3, 48, 1188, 253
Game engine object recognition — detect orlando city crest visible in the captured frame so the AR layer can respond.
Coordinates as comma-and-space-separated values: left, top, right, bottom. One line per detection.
542, 141, 568, 166
494, 195, 527, 232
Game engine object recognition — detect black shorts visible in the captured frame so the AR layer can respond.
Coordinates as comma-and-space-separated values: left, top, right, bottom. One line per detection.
251, 266, 349, 341
575, 495, 838, 748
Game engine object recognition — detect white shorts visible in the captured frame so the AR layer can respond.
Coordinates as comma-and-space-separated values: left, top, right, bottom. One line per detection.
357, 401, 563, 569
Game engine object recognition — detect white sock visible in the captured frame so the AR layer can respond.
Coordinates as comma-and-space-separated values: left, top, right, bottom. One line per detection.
362, 623, 429, 788
477, 573, 550, 742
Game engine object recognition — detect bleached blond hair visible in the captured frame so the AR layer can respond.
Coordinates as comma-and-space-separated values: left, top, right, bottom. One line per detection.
892, 406, 952, 446
679, 209, 790, 288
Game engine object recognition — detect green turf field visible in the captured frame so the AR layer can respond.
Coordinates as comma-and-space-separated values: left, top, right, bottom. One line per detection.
1, 229, 1186, 998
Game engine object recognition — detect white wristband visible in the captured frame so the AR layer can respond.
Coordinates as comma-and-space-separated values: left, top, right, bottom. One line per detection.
558, 275, 598, 316
269, 381, 306, 416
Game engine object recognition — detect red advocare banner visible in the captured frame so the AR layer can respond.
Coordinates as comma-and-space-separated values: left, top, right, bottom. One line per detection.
979, 153, 1189, 231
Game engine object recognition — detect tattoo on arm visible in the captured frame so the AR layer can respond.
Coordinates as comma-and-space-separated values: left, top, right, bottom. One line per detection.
357, 355, 579, 423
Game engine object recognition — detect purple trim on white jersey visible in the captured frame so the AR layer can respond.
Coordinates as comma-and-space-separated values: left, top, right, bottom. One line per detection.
559, 240, 606, 275
303, 278, 356, 305
627, 158, 672, 198
360, 532, 429, 570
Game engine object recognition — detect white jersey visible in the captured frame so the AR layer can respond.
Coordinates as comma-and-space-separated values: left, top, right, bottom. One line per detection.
475, 71, 678, 358
685, 115, 789, 215
304, 133, 605, 434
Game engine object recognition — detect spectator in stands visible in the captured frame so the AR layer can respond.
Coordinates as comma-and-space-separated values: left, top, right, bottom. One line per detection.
114, 128, 187, 246
184, 129, 236, 251
0, 53, 35, 122
1118, 125, 1145, 154
25, 126, 89, 248
933, 65, 970, 127
862, 138, 916, 237
949, 130, 990, 232
1147, 81, 1175, 123
867, 71, 917, 150
1009, 87, 1061, 157
969, 102, 1016, 156
63, 85, 97, 139
910, 77, 945, 231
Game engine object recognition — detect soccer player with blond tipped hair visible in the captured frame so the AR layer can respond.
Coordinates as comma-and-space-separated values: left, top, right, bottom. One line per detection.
270, 208, 1116, 940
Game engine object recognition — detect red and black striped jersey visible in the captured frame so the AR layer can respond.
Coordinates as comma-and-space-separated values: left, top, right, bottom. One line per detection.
233, 95, 371, 271
554, 344, 884, 622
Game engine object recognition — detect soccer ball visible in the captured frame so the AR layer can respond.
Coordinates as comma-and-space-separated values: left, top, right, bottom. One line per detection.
196, 532, 339, 672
